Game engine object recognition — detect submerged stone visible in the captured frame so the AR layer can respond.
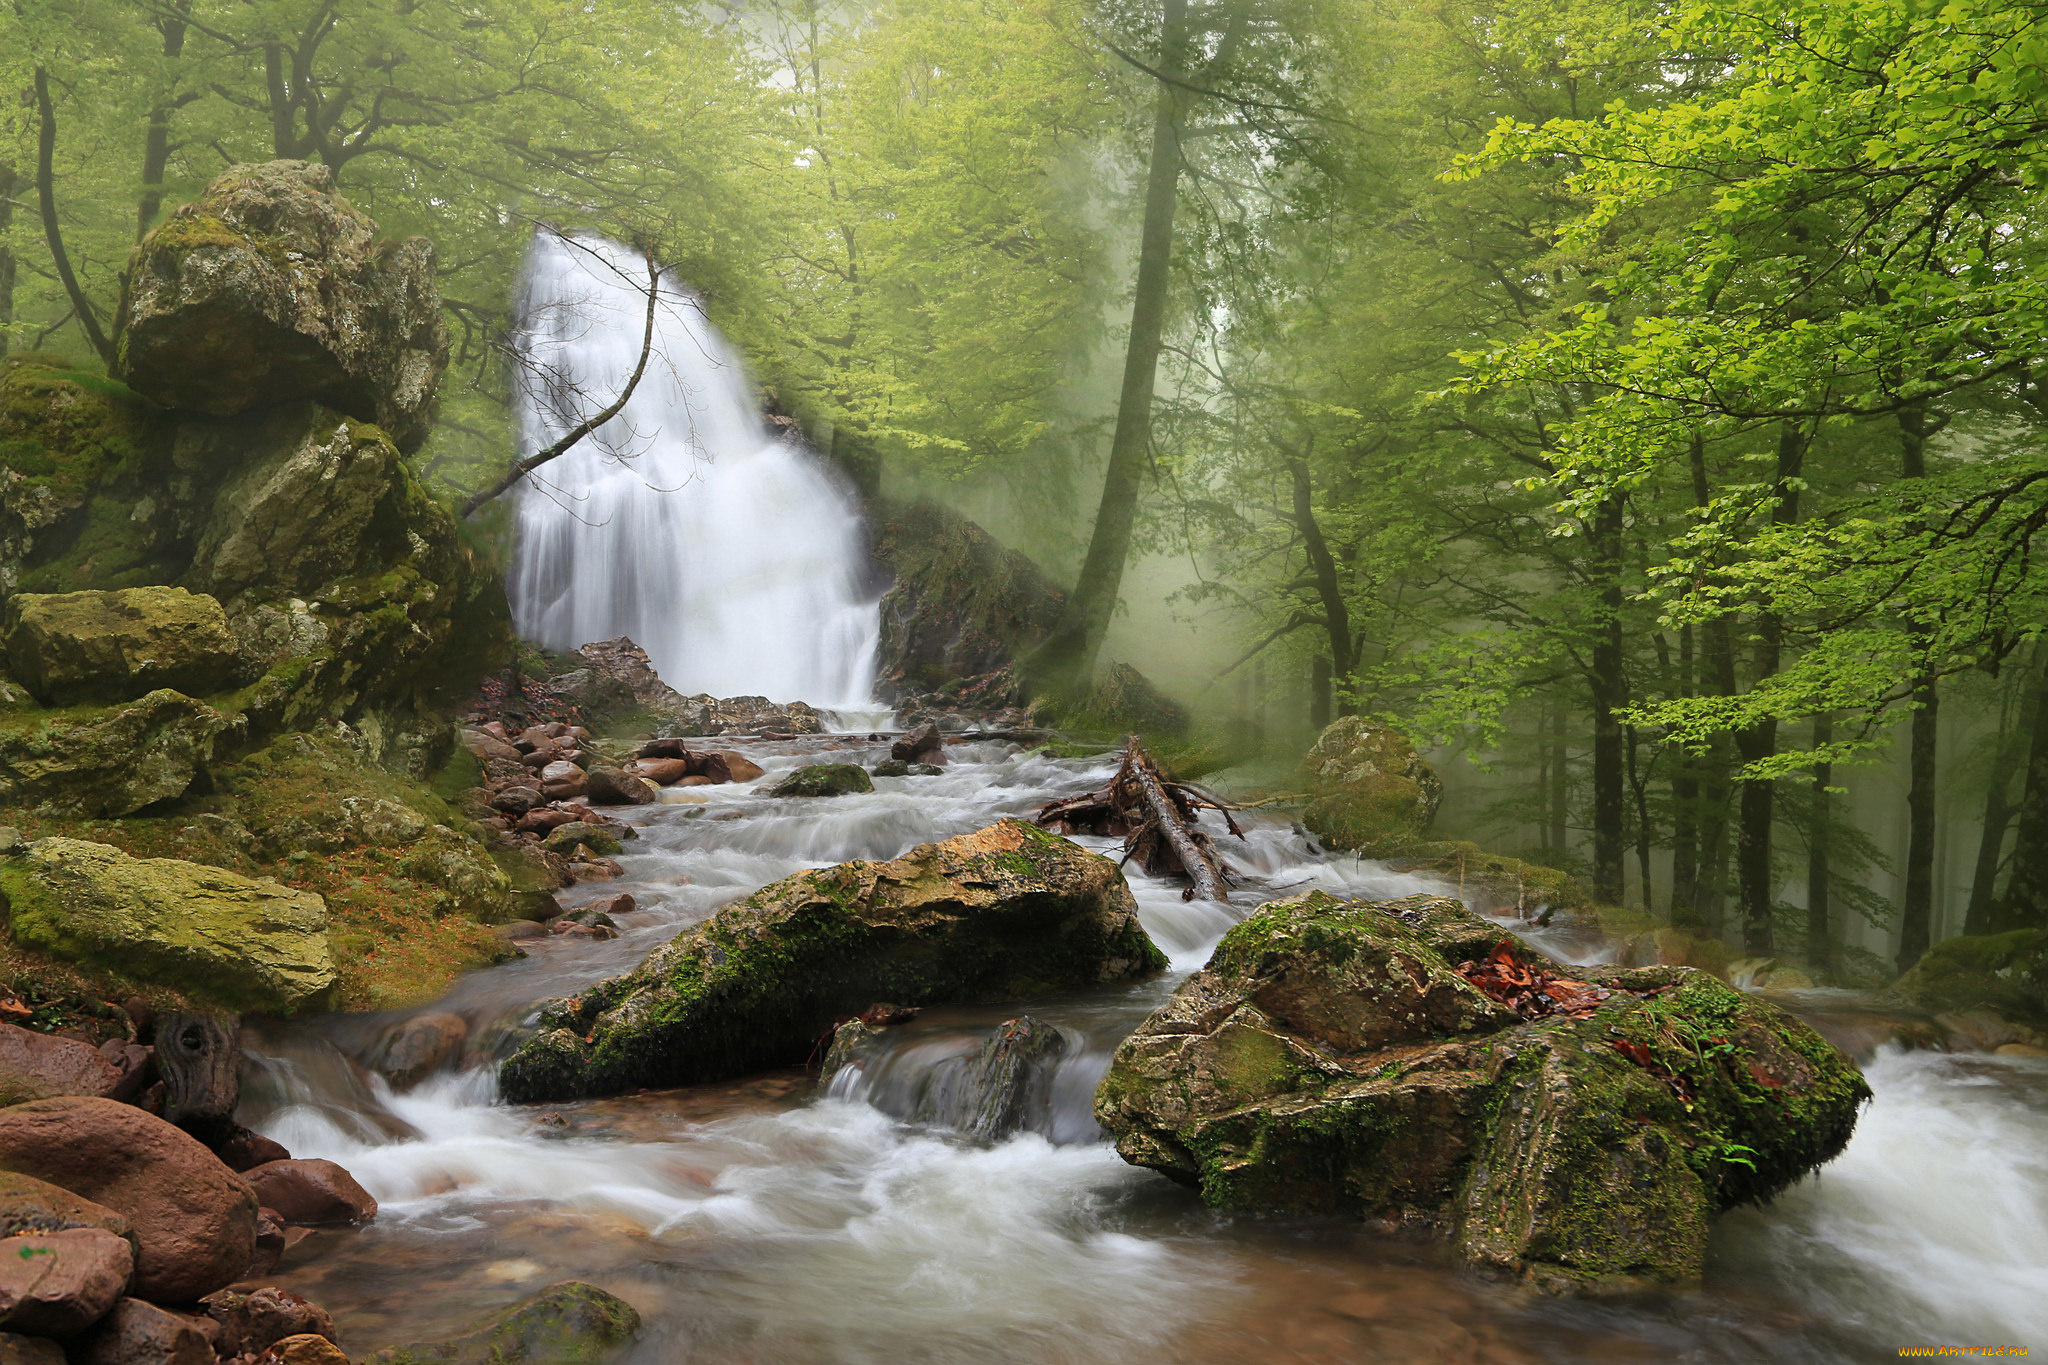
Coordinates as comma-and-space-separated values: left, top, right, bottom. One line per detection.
500, 819, 1165, 1102
0, 838, 335, 1012
1094, 892, 1869, 1291
368, 1281, 639, 1365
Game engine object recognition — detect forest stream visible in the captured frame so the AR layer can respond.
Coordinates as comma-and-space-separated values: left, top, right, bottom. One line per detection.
236, 738, 2048, 1365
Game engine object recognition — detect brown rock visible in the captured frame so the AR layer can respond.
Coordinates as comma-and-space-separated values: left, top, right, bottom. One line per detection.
203, 1286, 336, 1357
539, 762, 587, 800
489, 787, 543, 817
0, 1098, 257, 1303
891, 722, 945, 765
244, 1208, 286, 1279
75, 1299, 214, 1365
465, 732, 522, 765
0, 1023, 125, 1104
636, 738, 692, 760
274, 1334, 349, 1365
581, 893, 636, 918
217, 1127, 292, 1174
718, 751, 766, 783
378, 1013, 468, 1089
0, 1171, 134, 1243
0, 1228, 133, 1335
516, 809, 579, 836
625, 758, 691, 785
0, 1333, 65, 1365
242, 1160, 377, 1227
674, 775, 713, 788
584, 767, 656, 806
100, 1042, 158, 1105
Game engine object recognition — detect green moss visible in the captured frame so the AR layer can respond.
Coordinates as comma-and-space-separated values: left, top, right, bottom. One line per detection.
1890, 929, 2048, 1031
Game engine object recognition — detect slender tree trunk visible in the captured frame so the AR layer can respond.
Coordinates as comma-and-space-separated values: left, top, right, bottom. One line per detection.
1588, 492, 1628, 905
1628, 725, 1653, 910
136, 1, 192, 240
1966, 647, 2044, 934
1031, 0, 1188, 696
0, 160, 15, 359
1291, 457, 1355, 716
1806, 712, 1833, 968
1668, 626, 1703, 927
1548, 707, 1568, 856
1732, 422, 1808, 955
1999, 653, 2048, 931
1896, 399, 1939, 971
32, 68, 116, 370
1689, 435, 1734, 938
1898, 678, 1940, 971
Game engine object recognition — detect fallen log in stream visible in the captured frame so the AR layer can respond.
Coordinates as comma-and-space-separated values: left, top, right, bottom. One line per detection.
1033, 736, 1244, 900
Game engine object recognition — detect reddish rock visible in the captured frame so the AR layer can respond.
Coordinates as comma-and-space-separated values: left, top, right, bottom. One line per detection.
582, 893, 636, 918
0, 1228, 133, 1335
539, 762, 587, 800
76, 1299, 214, 1365
0, 1171, 134, 1243
719, 751, 767, 782
516, 808, 579, 835
244, 1208, 286, 1279
465, 732, 522, 765
674, 775, 713, 788
626, 757, 691, 785
489, 786, 543, 817
0, 1332, 65, 1365
242, 1160, 377, 1227
0, 1098, 257, 1303
891, 722, 946, 765
203, 1286, 336, 1357
217, 1127, 292, 1174
636, 737, 691, 760
0, 1022, 124, 1102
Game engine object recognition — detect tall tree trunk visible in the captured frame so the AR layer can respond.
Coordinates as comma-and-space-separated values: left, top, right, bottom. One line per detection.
1732, 422, 1808, 955
1999, 652, 2048, 932
1587, 492, 1627, 905
1290, 457, 1355, 716
0, 160, 14, 359
1898, 678, 1940, 970
1897, 399, 1939, 971
1668, 626, 1703, 927
136, 0, 192, 240
32, 68, 116, 369
1628, 725, 1653, 910
1548, 706, 1568, 856
1966, 647, 2044, 934
1031, 0, 1188, 696
1806, 712, 1832, 968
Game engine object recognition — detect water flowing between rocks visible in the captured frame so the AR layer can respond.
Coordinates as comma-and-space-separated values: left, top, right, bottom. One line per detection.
239, 741, 2048, 1364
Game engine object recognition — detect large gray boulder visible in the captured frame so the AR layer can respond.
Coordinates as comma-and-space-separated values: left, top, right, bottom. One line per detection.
115, 161, 447, 450
502, 819, 1165, 1102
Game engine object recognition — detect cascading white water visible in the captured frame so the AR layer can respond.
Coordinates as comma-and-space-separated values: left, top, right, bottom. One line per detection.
506, 233, 879, 708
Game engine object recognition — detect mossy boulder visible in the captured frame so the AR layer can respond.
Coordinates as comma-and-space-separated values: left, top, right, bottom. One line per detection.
0, 690, 231, 817
368, 1282, 639, 1365
116, 161, 447, 451
1094, 891, 1868, 1291
1887, 929, 2048, 1034
3, 587, 240, 704
1300, 718, 1445, 856
500, 818, 1166, 1102
769, 763, 874, 798
0, 838, 335, 1012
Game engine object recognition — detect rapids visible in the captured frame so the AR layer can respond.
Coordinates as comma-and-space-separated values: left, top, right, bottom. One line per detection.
242, 741, 2048, 1363
503, 234, 879, 708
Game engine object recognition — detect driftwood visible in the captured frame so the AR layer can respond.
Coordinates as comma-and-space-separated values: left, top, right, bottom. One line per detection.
156, 1013, 242, 1148
1034, 736, 1243, 901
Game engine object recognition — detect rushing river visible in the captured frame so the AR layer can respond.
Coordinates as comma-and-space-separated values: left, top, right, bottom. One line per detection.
239, 738, 2048, 1364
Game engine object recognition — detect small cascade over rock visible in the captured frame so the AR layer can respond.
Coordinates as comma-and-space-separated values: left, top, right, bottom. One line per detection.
506, 233, 879, 708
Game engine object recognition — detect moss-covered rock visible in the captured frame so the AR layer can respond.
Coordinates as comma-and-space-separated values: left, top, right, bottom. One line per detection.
1300, 718, 1445, 856
1887, 929, 2048, 1034
367, 1282, 639, 1365
0, 838, 335, 1013
768, 763, 874, 798
501, 818, 1166, 1101
1094, 891, 1868, 1291
116, 161, 447, 451
0, 689, 231, 817
3, 587, 241, 704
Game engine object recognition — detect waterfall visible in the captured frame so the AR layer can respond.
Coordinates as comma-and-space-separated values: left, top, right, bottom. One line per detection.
505, 232, 879, 708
